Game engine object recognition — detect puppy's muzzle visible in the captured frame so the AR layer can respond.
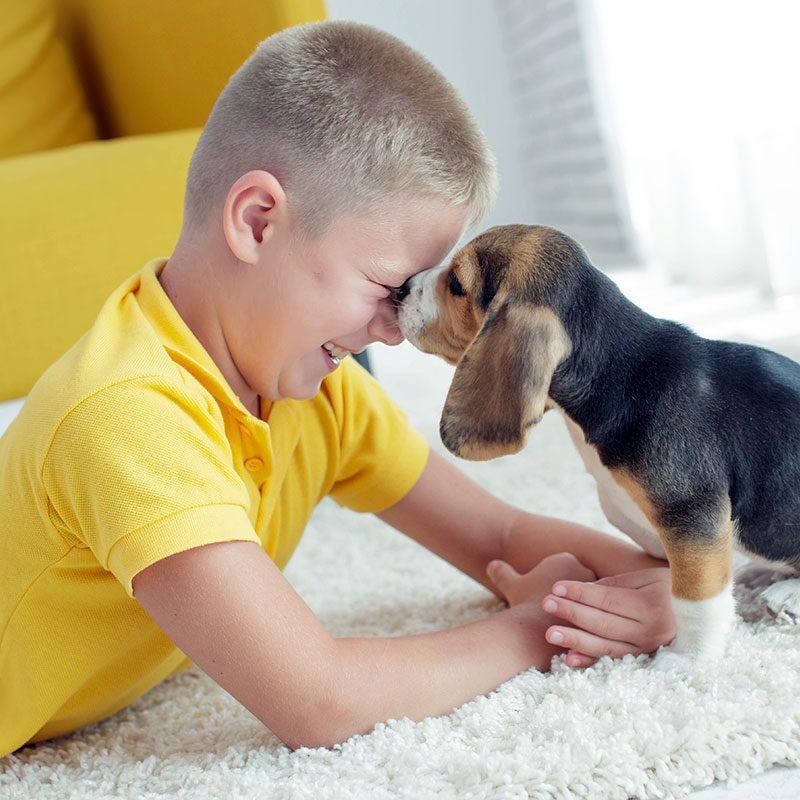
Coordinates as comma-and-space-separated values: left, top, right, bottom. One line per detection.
396, 266, 446, 346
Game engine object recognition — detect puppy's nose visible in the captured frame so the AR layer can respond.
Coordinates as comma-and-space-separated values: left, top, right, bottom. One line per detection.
395, 281, 411, 302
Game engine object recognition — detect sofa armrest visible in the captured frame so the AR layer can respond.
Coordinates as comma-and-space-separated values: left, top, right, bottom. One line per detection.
0, 128, 199, 400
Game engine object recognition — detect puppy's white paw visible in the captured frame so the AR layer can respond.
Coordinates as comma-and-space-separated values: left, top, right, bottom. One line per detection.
650, 642, 726, 673
758, 578, 800, 622
650, 647, 699, 674
667, 585, 734, 664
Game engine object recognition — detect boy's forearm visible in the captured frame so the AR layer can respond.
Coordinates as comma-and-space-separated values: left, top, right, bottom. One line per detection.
320, 605, 558, 748
501, 509, 667, 579
378, 452, 664, 599
133, 539, 561, 752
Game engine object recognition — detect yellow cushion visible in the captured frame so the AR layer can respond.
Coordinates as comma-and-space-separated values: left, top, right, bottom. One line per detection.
0, 0, 97, 158
0, 128, 199, 400
56, 0, 327, 137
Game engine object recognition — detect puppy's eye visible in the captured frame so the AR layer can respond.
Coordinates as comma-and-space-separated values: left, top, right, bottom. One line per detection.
448, 270, 466, 297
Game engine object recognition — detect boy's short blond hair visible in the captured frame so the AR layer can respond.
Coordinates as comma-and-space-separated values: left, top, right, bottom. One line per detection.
184, 20, 497, 238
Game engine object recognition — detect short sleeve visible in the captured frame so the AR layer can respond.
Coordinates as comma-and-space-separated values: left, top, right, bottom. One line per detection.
42, 376, 260, 597
326, 359, 429, 513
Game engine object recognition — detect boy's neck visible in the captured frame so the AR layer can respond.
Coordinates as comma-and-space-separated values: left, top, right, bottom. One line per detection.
159, 239, 262, 419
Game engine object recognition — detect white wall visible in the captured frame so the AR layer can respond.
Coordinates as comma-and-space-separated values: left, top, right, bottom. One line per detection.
325, 0, 537, 239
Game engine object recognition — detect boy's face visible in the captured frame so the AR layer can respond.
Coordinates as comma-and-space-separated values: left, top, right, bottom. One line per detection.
232, 198, 468, 403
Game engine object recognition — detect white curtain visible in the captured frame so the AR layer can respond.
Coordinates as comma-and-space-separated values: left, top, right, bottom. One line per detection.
494, 0, 641, 268
588, 0, 800, 298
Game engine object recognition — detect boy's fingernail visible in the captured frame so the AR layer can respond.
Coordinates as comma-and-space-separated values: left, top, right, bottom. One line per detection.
548, 630, 564, 644
543, 598, 557, 613
553, 584, 567, 596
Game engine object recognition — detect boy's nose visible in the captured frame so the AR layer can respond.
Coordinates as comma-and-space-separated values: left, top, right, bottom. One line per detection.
374, 319, 404, 346
369, 301, 404, 346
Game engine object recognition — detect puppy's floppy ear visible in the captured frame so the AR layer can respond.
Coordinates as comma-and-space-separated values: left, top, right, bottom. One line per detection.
440, 302, 571, 460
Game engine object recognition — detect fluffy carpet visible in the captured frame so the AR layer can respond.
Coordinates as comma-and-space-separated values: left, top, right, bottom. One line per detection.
2, 343, 800, 800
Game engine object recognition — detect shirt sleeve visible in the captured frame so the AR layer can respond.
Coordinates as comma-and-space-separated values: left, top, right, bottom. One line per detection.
325, 358, 430, 513
42, 375, 260, 597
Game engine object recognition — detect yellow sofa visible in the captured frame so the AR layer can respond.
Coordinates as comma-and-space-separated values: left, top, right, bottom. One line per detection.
0, 0, 326, 401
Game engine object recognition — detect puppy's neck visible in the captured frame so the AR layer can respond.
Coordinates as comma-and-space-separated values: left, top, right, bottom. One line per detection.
548, 270, 665, 439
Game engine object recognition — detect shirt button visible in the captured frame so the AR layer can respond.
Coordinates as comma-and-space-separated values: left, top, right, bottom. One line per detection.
245, 457, 263, 472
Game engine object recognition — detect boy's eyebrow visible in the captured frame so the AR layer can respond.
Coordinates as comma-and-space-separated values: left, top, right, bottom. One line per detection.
372, 257, 402, 274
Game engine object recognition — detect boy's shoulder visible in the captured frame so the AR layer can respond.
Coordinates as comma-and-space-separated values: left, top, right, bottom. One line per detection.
14, 260, 214, 456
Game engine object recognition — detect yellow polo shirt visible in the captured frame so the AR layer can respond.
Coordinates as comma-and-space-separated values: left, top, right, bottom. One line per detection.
0, 259, 429, 755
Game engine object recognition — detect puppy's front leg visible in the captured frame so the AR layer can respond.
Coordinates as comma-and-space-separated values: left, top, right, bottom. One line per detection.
655, 521, 735, 668
611, 471, 736, 664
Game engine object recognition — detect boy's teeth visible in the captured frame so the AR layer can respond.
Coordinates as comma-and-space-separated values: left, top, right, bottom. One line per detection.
323, 342, 350, 360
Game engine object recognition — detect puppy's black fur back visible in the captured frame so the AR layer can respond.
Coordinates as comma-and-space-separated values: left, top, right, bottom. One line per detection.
549, 260, 800, 563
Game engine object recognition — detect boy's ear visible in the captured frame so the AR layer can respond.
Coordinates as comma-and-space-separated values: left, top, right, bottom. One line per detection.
440, 302, 571, 460
222, 170, 286, 264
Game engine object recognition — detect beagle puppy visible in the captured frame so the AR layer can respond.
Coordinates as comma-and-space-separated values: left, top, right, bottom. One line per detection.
396, 224, 800, 665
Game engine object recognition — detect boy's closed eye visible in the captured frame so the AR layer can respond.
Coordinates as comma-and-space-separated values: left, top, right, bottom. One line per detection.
375, 282, 404, 299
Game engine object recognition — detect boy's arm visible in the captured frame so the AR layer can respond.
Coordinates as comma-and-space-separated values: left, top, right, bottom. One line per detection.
132, 539, 568, 751
376, 449, 666, 586
377, 450, 674, 666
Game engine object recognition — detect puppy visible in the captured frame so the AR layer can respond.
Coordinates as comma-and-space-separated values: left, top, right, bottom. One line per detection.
396, 224, 800, 665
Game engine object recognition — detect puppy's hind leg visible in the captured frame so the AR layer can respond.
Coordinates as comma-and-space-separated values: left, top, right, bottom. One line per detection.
758, 577, 800, 622
734, 556, 800, 620
736, 561, 795, 589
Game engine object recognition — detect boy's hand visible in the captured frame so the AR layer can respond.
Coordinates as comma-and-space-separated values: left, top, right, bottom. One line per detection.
487, 552, 596, 609
540, 567, 676, 668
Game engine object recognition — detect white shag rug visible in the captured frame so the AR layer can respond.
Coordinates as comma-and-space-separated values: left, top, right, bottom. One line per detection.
2, 341, 800, 800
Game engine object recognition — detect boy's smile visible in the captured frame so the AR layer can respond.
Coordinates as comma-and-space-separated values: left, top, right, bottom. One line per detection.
321, 340, 360, 371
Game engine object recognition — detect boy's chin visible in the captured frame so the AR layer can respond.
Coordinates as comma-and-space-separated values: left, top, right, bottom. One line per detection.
291, 383, 324, 401
274, 368, 325, 401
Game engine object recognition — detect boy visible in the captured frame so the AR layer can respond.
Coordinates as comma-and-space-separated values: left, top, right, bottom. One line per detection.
0, 21, 673, 755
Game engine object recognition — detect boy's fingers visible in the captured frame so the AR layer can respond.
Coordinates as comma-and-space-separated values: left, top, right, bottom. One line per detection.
564, 650, 598, 669
545, 625, 641, 660
543, 593, 641, 642
592, 570, 666, 590
549, 581, 643, 621
486, 559, 520, 589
